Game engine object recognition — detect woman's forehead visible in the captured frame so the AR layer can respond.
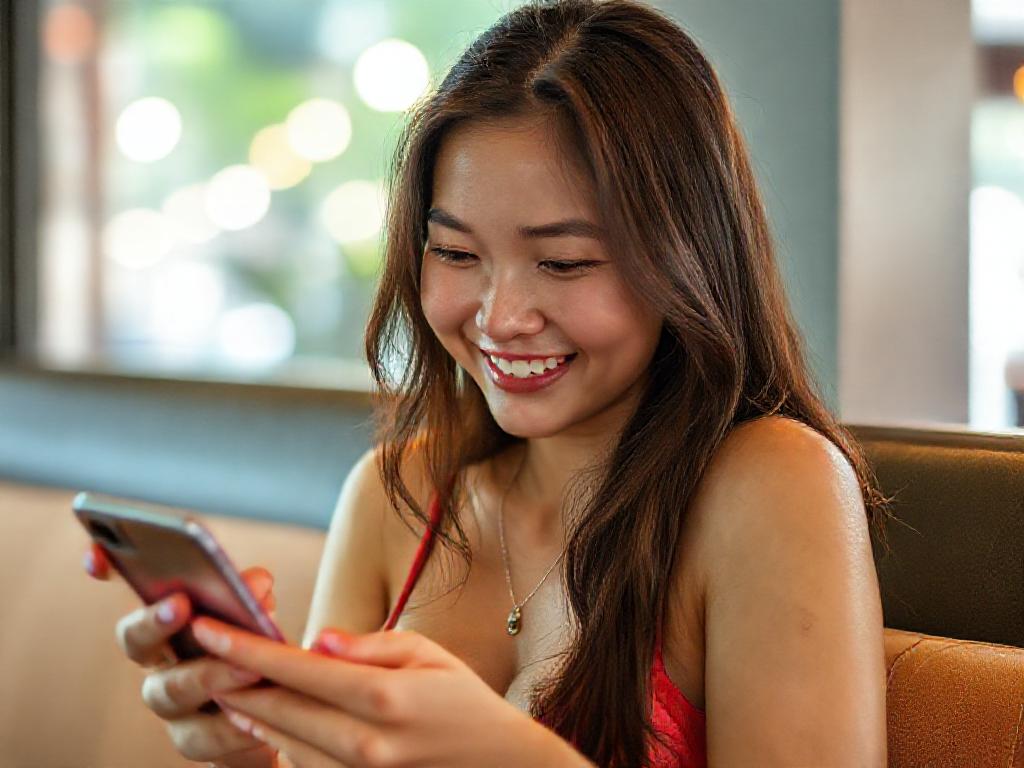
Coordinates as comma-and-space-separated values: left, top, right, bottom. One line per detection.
431, 117, 597, 224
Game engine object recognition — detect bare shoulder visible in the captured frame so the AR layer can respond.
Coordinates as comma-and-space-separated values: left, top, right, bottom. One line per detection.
687, 415, 886, 765
301, 442, 435, 647
679, 416, 864, 582
688, 414, 875, 625
687, 415, 864, 547
714, 413, 858, 488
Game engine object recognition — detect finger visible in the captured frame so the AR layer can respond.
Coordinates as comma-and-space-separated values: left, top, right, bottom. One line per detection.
259, 590, 277, 616
83, 542, 112, 580
191, 618, 386, 722
241, 567, 274, 602
315, 628, 457, 671
142, 656, 263, 719
116, 593, 192, 667
164, 711, 268, 763
223, 705, 339, 768
217, 687, 381, 768
242, 567, 276, 617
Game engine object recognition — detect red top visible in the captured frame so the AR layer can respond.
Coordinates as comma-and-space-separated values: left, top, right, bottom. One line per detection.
381, 489, 707, 767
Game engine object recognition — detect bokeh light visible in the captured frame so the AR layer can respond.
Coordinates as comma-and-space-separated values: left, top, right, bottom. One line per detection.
162, 183, 220, 244
102, 208, 172, 269
43, 3, 98, 64
149, 261, 226, 345
1014, 64, 1024, 103
353, 38, 430, 112
39, 0, 509, 376
320, 180, 386, 244
249, 124, 313, 190
317, 1, 392, 64
285, 99, 352, 163
115, 97, 182, 162
204, 165, 272, 231
1003, 112, 1024, 159
218, 303, 296, 367
969, 185, 1024, 428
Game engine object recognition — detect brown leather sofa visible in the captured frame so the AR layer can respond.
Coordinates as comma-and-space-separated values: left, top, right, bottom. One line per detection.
1, 423, 1023, 767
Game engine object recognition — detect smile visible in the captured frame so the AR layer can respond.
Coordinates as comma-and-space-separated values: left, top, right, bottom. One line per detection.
478, 348, 577, 393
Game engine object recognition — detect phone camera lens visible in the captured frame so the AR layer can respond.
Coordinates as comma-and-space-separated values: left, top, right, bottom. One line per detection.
89, 520, 122, 548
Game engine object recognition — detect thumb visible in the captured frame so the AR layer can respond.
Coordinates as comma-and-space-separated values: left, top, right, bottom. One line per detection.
240, 567, 276, 622
83, 542, 112, 580
241, 566, 274, 602
313, 628, 458, 670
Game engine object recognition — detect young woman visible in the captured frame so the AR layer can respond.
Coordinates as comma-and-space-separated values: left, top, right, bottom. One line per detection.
85, 1, 892, 765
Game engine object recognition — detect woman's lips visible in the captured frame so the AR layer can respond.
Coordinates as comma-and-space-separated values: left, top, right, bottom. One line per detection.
480, 349, 576, 393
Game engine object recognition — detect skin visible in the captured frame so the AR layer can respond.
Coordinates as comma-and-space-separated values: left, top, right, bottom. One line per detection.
86, 114, 887, 767
83, 543, 281, 767
418, 115, 664, 544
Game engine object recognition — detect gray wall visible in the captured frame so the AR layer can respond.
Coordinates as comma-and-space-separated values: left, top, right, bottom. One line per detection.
1, 0, 847, 525
0, 368, 373, 528
662, 0, 842, 408
838, 0, 973, 425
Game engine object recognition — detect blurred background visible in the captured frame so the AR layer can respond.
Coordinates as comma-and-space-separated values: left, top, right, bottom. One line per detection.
0, 0, 1021, 525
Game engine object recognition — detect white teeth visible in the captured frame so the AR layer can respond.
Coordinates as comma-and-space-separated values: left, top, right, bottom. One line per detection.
483, 354, 573, 378
487, 352, 574, 378
510, 360, 531, 378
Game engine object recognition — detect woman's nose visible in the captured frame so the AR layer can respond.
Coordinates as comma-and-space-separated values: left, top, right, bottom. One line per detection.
475, 276, 545, 340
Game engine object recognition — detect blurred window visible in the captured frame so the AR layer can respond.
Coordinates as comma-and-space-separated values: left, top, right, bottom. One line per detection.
971, 0, 1024, 428
35, 1, 506, 388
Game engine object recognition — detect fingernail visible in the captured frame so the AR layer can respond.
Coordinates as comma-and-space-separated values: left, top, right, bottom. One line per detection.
83, 550, 96, 577
224, 708, 253, 734
230, 666, 262, 684
316, 629, 351, 655
192, 620, 231, 654
156, 599, 177, 624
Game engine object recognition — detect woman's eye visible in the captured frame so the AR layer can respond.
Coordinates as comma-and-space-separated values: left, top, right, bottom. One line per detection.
541, 260, 603, 274
428, 247, 603, 275
430, 247, 476, 264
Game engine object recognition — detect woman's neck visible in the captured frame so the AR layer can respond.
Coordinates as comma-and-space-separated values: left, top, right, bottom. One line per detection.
501, 397, 638, 543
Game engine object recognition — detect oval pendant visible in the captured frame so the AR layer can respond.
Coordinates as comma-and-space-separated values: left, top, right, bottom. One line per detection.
506, 606, 522, 636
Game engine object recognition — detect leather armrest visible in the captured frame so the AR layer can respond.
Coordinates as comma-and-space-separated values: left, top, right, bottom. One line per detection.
884, 627, 1024, 767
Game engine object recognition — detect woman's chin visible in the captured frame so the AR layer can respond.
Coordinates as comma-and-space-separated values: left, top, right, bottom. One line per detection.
489, 409, 569, 439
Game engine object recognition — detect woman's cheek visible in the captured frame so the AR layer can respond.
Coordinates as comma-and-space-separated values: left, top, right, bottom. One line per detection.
420, 264, 475, 341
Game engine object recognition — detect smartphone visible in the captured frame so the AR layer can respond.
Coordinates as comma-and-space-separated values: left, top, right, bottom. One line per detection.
72, 491, 286, 663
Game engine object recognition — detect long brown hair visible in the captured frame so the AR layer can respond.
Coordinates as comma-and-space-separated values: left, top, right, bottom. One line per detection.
365, 1, 893, 765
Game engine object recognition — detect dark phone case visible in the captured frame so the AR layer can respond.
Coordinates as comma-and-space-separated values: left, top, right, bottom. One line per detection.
72, 492, 285, 710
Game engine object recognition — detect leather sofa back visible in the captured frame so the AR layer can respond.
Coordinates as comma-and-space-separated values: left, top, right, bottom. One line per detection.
849, 424, 1024, 647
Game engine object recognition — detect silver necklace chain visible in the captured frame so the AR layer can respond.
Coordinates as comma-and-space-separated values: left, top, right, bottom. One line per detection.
496, 449, 566, 636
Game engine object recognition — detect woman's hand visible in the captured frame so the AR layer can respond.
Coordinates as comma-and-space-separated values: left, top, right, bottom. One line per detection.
84, 543, 281, 768
189, 617, 595, 767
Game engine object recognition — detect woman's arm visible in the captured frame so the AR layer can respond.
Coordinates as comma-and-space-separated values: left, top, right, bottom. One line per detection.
693, 417, 887, 766
192, 442, 595, 767
301, 447, 393, 648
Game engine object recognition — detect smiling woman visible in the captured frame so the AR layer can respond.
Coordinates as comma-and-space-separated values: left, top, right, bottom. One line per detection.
86, 1, 892, 767
353, 0, 892, 766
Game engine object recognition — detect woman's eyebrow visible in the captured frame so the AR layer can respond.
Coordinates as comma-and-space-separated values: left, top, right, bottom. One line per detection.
426, 207, 605, 240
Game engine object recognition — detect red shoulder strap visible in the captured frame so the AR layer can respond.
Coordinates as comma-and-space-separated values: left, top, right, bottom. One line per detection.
382, 489, 444, 630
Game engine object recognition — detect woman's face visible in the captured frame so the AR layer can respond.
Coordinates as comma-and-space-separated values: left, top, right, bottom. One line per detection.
420, 115, 663, 439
